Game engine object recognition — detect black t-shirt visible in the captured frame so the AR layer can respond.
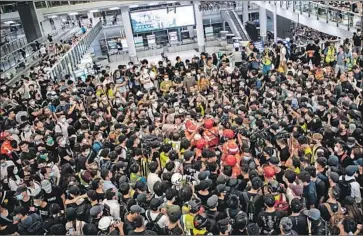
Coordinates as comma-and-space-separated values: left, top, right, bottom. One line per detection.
123, 216, 135, 234
20, 148, 37, 161
289, 214, 308, 235
195, 191, 212, 206
318, 202, 340, 222
43, 186, 64, 210
129, 229, 157, 235
0, 224, 17, 235
161, 225, 184, 235
37, 203, 50, 220
257, 210, 284, 235
280, 146, 290, 163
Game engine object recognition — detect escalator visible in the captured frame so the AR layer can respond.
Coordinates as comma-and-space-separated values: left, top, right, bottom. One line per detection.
221, 10, 251, 41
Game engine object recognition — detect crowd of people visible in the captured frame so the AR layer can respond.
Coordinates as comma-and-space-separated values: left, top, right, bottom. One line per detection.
0, 24, 363, 236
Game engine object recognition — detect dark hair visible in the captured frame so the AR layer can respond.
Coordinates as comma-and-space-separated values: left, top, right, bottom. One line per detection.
83, 223, 98, 235
148, 161, 158, 173
284, 169, 296, 183
298, 171, 311, 183
105, 188, 116, 200
119, 182, 130, 195
290, 198, 303, 213
165, 188, 177, 201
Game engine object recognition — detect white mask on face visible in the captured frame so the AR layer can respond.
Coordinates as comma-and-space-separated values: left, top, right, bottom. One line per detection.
60, 118, 66, 123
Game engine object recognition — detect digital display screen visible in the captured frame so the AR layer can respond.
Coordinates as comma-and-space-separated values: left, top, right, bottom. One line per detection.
130, 5, 195, 33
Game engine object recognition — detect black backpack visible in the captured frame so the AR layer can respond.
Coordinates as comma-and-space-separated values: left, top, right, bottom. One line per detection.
28, 221, 45, 235
242, 192, 261, 222
338, 177, 355, 202
145, 210, 163, 234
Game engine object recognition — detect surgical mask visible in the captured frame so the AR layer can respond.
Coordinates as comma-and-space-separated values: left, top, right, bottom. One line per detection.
24, 126, 31, 132
60, 139, 67, 146
13, 167, 18, 175
243, 156, 251, 161
60, 118, 66, 123
29, 101, 35, 106
34, 202, 41, 207
334, 146, 340, 153
1, 162, 6, 167
16, 194, 24, 201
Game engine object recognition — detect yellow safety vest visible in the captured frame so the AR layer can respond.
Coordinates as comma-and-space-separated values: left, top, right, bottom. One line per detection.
325, 47, 335, 63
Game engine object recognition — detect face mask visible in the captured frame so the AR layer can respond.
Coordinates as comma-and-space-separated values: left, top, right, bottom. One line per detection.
34, 202, 41, 207
243, 156, 251, 161
13, 167, 18, 175
334, 146, 340, 153
29, 101, 35, 106
60, 118, 66, 123
16, 194, 24, 201
1, 162, 7, 167
24, 126, 31, 132
60, 139, 67, 146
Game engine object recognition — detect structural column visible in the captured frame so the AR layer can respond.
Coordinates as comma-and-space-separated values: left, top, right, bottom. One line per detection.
87, 12, 94, 26
17, 1, 42, 42
273, 4, 277, 42
121, 6, 137, 61
242, 1, 249, 24
194, 1, 205, 53
259, 6, 267, 42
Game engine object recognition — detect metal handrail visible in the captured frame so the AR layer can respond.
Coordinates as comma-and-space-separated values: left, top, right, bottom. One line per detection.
1, 26, 80, 80
49, 21, 102, 80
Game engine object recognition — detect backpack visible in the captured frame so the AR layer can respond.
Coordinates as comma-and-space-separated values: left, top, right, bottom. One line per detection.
146, 211, 163, 234
338, 176, 355, 202
242, 192, 261, 222
323, 202, 345, 227
28, 221, 45, 235
76, 203, 90, 222
274, 193, 289, 214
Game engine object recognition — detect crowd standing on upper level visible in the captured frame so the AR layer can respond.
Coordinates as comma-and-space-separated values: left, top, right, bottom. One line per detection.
0, 26, 363, 236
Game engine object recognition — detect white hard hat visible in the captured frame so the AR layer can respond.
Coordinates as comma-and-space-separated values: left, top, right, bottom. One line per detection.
171, 173, 183, 186
98, 216, 113, 231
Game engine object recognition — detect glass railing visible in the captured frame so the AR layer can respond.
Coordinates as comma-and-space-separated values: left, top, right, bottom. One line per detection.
0, 26, 79, 80
269, 1, 361, 31
0, 26, 74, 73
0, 36, 27, 56
48, 21, 102, 80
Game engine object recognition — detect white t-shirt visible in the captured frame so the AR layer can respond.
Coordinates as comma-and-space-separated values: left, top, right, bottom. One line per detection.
146, 210, 169, 228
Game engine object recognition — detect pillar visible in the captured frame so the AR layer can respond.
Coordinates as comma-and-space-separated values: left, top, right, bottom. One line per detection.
87, 12, 94, 26
194, 1, 205, 53
121, 6, 137, 61
273, 4, 277, 42
259, 7, 267, 42
242, 1, 249, 24
17, 1, 42, 42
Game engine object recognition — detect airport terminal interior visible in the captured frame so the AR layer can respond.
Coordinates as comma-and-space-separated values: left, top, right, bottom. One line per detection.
0, 0, 363, 235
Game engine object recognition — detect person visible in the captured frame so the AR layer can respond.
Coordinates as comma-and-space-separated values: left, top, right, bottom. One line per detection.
13, 205, 42, 235
2, 32, 363, 236
129, 215, 157, 235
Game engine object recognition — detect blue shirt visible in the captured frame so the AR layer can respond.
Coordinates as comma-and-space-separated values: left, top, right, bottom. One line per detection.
103, 180, 117, 192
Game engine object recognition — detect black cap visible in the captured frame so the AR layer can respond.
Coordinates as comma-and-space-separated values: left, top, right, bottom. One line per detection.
150, 198, 162, 211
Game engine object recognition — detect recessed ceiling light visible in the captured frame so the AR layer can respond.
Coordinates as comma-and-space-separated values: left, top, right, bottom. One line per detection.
109, 7, 120, 10
89, 9, 99, 13
4, 21, 15, 24
68, 12, 78, 16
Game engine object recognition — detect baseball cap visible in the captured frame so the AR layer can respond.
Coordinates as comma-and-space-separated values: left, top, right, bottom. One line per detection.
198, 171, 210, 181
167, 205, 182, 220
347, 137, 356, 148
135, 181, 147, 192
303, 208, 321, 221
137, 193, 147, 204
268, 156, 279, 165
327, 171, 340, 183
90, 205, 104, 217
354, 158, 363, 166
328, 155, 339, 167
69, 185, 80, 196
41, 180, 52, 194
206, 195, 218, 208
198, 180, 210, 191
15, 185, 27, 196
130, 205, 145, 214
216, 184, 231, 194
346, 165, 359, 176
150, 198, 162, 211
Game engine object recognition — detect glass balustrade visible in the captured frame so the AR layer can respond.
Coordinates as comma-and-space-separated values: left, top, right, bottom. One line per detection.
266, 1, 361, 31
49, 21, 102, 80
